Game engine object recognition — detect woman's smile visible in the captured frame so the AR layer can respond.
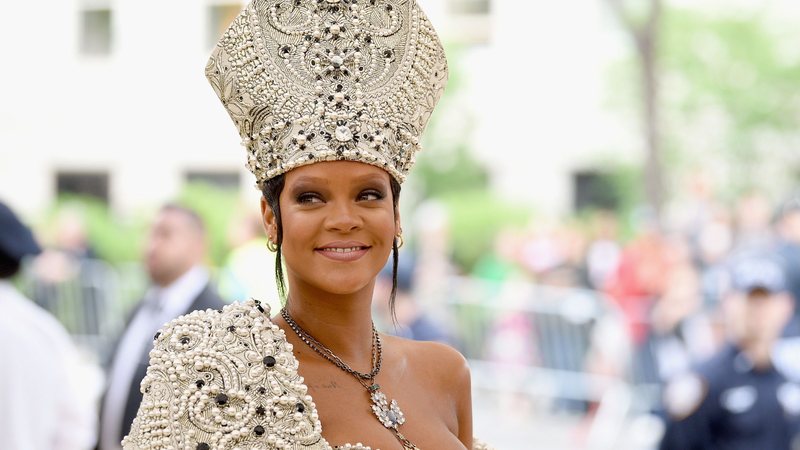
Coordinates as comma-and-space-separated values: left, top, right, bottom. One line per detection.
316, 241, 372, 262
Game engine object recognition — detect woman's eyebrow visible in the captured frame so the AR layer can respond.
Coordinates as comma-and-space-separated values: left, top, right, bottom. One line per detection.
291, 175, 331, 186
352, 173, 390, 185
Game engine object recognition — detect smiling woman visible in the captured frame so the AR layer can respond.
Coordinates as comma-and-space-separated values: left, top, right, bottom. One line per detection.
121, 0, 492, 449
263, 162, 400, 300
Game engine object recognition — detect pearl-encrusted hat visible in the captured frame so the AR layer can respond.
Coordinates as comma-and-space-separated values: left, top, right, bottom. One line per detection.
206, 0, 448, 188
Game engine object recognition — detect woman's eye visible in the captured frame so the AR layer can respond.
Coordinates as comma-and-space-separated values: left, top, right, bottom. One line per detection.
359, 190, 384, 201
297, 193, 323, 204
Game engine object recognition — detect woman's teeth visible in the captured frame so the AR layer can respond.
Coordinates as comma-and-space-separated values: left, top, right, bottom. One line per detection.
322, 247, 363, 253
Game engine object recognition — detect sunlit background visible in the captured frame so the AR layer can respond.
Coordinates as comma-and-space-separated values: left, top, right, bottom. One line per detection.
3, 0, 800, 448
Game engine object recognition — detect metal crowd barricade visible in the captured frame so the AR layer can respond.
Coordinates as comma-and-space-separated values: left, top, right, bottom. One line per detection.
20, 257, 145, 364
440, 276, 661, 450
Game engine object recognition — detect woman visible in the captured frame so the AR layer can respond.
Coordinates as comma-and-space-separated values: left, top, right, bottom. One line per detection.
123, 0, 490, 448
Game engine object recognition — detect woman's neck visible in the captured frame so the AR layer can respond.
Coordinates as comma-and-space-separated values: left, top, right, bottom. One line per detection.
279, 278, 377, 372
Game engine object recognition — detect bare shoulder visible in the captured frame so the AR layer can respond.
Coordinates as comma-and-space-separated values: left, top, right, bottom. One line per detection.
385, 336, 471, 389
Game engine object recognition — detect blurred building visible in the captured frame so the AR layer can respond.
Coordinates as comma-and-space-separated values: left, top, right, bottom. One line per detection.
1, 0, 641, 218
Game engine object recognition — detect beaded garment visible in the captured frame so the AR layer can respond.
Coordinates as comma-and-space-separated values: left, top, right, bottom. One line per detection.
122, 300, 493, 450
205, 0, 448, 188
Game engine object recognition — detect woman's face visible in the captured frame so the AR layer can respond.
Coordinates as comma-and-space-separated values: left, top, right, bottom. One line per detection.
262, 161, 399, 296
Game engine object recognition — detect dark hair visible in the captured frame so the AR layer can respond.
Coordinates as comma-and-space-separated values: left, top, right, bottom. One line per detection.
261, 173, 402, 318
0, 251, 21, 279
160, 203, 206, 235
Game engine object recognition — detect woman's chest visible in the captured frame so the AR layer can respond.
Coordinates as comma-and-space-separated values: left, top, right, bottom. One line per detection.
304, 368, 463, 450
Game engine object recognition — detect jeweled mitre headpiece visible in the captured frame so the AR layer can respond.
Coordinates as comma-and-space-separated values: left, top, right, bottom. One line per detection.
206, 0, 448, 188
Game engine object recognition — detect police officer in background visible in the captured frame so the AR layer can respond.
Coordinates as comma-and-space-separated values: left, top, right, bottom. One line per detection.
659, 255, 800, 450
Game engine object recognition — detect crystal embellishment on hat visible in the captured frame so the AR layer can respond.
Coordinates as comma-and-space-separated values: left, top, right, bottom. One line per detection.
205, 0, 448, 188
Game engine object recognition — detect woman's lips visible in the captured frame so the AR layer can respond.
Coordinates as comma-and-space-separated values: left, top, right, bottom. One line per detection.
315, 243, 370, 262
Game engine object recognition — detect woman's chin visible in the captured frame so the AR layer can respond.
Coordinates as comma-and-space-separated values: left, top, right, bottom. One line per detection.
310, 275, 375, 296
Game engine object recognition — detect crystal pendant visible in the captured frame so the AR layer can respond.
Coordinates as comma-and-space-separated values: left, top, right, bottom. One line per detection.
369, 384, 405, 429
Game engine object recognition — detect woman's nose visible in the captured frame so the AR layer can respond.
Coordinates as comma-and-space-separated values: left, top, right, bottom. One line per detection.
324, 201, 363, 232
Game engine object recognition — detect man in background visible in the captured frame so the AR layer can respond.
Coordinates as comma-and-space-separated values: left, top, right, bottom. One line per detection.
0, 200, 97, 449
659, 255, 800, 449
777, 195, 800, 336
98, 204, 225, 449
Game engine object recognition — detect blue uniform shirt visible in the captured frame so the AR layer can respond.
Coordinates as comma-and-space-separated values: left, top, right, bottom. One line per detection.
660, 344, 800, 450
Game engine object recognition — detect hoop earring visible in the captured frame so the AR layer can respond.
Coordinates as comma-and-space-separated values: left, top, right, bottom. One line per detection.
266, 238, 278, 252
395, 234, 404, 249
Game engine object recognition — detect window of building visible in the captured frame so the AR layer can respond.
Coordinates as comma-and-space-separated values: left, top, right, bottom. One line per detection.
445, 0, 490, 45
80, 8, 113, 56
207, 4, 243, 49
185, 171, 240, 190
447, 0, 490, 15
56, 171, 110, 203
573, 171, 619, 212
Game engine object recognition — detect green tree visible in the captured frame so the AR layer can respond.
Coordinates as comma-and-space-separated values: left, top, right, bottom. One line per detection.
660, 8, 800, 196
606, 0, 666, 218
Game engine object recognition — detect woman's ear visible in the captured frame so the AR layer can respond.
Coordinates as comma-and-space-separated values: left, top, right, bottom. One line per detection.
260, 196, 277, 240
394, 212, 402, 239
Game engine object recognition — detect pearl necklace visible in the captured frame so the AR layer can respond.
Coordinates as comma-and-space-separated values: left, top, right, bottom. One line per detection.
280, 308, 419, 449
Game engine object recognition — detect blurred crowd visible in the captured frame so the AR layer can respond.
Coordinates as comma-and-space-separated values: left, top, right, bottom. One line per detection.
4, 184, 800, 449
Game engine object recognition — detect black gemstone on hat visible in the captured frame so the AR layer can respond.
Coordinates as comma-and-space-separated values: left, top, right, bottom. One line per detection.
296, 403, 305, 413
197, 444, 210, 450
180, 337, 190, 345
153, 331, 161, 341
227, 325, 235, 332
256, 406, 266, 416
258, 387, 267, 395
263, 356, 276, 368
196, 380, 205, 389
215, 393, 228, 405
254, 425, 266, 436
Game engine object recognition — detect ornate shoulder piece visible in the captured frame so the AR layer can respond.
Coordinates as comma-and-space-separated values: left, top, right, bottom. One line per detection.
123, 299, 330, 449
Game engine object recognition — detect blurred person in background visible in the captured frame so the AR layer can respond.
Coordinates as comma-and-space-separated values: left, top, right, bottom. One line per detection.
218, 208, 279, 311
584, 209, 622, 291
29, 206, 104, 326
777, 195, 800, 337
0, 200, 97, 449
659, 255, 800, 450
732, 190, 775, 254
98, 204, 225, 450
373, 252, 453, 344
605, 208, 670, 346
638, 234, 716, 385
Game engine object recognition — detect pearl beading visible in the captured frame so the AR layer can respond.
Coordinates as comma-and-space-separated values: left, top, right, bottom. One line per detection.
122, 299, 369, 449
205, 0, 448, 189
121, 299, 495, 450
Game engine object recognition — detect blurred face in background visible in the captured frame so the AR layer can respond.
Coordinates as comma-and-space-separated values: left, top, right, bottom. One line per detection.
726, 288, 793, 346
145, 208, 206, 287
779, 209, 800, 244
